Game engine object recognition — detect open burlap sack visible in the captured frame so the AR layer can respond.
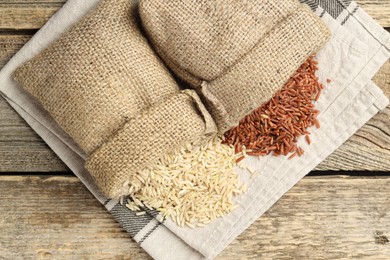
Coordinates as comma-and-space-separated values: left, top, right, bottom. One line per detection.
140, 0, 331, 133
85, 90, 216, 197
13, 0, 216, 198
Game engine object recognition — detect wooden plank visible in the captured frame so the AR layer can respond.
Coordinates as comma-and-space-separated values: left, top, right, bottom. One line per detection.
0, 142, 67, 172
357, 0, 390, 27
0, 175, 389, 259
0, 92, 67, 172
373, 56, 390, 99
0, 175, 149, 259
0, 2, 65, 30
0, 35, 68, 172
316, 108, 390, 171
0, 1, 389, 30
0, 35, 31, 68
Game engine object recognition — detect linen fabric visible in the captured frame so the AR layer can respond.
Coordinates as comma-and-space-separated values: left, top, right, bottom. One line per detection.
158, 10, 390, 257
0, 0, 389, 259
140, 0, 331, 133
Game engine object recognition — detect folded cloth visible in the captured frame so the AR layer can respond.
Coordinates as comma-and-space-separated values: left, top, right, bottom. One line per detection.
190, 4, 390, 257
156, 10, 390, 258
208, 82, 388, 258
259, 2, 390, 186
0, 0, 388, 259
12, 0, 216, 198
140, 0, 331, 133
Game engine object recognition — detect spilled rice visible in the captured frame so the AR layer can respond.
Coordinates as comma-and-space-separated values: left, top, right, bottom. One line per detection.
223, 56, 328, 160
117, 136, 247, 228
119, 56, 328, 228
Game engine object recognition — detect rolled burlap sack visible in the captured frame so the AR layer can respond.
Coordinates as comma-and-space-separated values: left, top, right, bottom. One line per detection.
85, 90, 216, 197
13, 0, 216, 198
14, 0, 180, 155
139, 0, 331, 133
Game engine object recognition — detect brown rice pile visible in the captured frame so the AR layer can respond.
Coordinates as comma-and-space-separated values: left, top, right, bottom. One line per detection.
223, 56, 326, 160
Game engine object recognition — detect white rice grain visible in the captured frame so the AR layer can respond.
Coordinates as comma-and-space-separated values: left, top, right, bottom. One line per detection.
118, 136, 248, 228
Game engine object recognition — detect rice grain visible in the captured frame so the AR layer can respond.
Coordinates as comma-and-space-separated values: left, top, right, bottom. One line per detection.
118, 136, 246, 228
223, 56, 326, 159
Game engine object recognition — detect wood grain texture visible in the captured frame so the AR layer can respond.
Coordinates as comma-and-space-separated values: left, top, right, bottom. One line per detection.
357, 0, 390, 27
374, 57, 390, 99
0, 96, 67, 172
0, 175, 148, 259
316, 108, 390, 171
0, 2, 65, 30
0, 35, 30, 68
0, 1, 388, 30
0, 175, 389, 259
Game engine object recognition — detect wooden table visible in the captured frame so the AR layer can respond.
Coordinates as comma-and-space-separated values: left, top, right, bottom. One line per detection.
1, 1, 389, 259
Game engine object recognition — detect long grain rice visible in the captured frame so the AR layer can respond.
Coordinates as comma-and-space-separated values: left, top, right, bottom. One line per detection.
118, 136, 246, 227
223, 56, 326, 159
118, 56, 326, 228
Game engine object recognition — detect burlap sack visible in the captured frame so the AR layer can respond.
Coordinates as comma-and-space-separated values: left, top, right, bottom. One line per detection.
13, 0, 217, 198
86, 90, 216, 197
140, 0, 331, 133
14, 0, 179, 155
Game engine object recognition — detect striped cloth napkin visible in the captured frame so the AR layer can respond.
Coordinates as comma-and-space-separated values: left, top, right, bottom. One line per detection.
0, 0, 388, 259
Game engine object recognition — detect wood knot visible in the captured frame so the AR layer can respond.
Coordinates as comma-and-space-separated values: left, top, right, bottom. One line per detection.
374, 231, 389, 245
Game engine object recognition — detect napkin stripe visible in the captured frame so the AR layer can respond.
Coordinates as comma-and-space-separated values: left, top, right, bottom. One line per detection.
341, 6, 359, 25
139, 222, 163, 244
299, 0, 353, 21
301, 0, 318, 11
144, 208, 161, 218
109, 203, 154, 237
321, 0, 351, 19
319, 9, 326, 18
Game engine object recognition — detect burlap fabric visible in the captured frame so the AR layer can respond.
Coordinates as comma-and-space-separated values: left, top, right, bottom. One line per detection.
140, 0, 331, 133
13, 0, 217, 198
86, 90, 216, 197
13, 0, 179, 155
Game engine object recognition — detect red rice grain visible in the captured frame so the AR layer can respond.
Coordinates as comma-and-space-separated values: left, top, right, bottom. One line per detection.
305, 135, 311, 145
223, 56, 327, 160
